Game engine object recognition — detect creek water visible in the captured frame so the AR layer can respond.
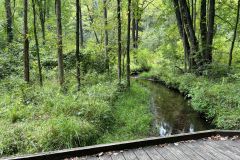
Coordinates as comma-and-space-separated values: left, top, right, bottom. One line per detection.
136, 79, 212, 137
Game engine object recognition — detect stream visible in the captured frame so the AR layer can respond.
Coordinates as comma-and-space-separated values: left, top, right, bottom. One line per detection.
136, 79, 212, 137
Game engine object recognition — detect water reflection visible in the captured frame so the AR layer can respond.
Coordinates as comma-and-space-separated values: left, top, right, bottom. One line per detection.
137, 79, 212, 137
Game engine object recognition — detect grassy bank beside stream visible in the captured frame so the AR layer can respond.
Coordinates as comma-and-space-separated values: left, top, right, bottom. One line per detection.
0, 73, 152, 157
139, 63, 240, 130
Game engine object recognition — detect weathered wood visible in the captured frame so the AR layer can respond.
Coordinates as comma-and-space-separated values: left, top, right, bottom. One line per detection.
143, 147, 165, 160
5, 130, 240, 160
154, 146, 178, 160
111, 152, 125, 160
198, 141, 232, 160
206, 140, 240, 159
133, 148, 151, 160
165, 145, 191, 160
177, 143, 204, 160
99, 154, 113, 160
184, 141, 217, 159
122, 150, 138, 160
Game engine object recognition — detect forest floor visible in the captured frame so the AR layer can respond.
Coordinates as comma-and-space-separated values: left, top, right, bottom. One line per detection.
0, 73, 153, 157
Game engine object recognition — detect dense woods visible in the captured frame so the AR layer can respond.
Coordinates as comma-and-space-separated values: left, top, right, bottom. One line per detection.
1, 0, 240, 157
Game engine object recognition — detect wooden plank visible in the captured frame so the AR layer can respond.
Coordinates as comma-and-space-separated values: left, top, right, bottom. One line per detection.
164, 145, 191, 160
154, 146, 178, 160
86, 156, 98, 160
198, 141, 232, 160
6, 130, 219, 160
99, 154, 112, 160
111, 152, 125, 160
143, 146, 165, 160
206, 140, 240, 160
122, 150, 138, 160
184, 141, 216, 160
176, 143, 205, 160
217, 140, 240, 155
133, 148, 151, 160
5, 130, 240, 160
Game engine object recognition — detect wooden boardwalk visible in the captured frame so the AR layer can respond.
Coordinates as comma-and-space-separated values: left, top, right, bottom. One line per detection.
5, 130, 240, 160
75, 138, 240, 160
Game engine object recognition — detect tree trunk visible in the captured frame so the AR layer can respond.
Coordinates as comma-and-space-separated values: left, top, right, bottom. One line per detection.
32, 0, 43, 86
135, 18, 139, 49
179, 0, 198, 69
55, 0, 64, 85
5, 0, 13, 43
206, 0, 215, 63
79, 0, 84, 47
38, 0, 46, 45
86, 5, 100, 44
200, 0, 207, 63
179, 0, 198, 54
193, 0, 197, 30
103, 0, 109, 72
117, 0, 122, 83
173, 0, 190, 71
229, 0, 240, 67
76, 0, 81, 90
132, 17, 136, 48
23, 0, 30, 83
126, 0, 131, 87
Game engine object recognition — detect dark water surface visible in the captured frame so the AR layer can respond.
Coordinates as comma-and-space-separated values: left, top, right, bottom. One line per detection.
137, 79, 212, 137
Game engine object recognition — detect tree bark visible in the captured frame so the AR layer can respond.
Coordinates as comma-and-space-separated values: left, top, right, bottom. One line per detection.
79, 0, 84, 47
37, 0, 46, 45
55, 0, 64, 85
132, 17, 136, 48
200, 0, 207, 63
5, 0, 13, 43
76, 0, 81, 90
179, 0, 198, 69
173, 0, 190, 71
103, 0, 109, 72
117, 0, 122, 83
179, 0, 199, 55
126, 0, 131, 87
23, 0, 30, 83
32, 0, 43, 86
229, 0, 240, 67
206, 0, 215, 63
86, 5, 100, 44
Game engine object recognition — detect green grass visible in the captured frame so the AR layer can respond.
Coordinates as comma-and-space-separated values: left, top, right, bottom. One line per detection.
0, 73, 153, 157
99, 81, 153, 143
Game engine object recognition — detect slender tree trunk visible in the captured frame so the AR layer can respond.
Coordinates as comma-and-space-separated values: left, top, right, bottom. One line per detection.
193, 0, 197, 31
23, 0, 30, 83
86, 5, 100, 44
117, 0, 122, 83
135, 18, 139, 49
173, 0, 190, 71
179, 0, 198, 54
76, 0, 81, 90
55, 0, 64, 85
179, 0, 198, 69
79, 0, 84, 47
32, 0, 43, 86
200, 0, 207, 63
132, 17, 136, 48
5, 0, 13, 43
206, 0, 215, 63
38, 0, 46, 45
126, 0, 131, 87
229, 0, 240, 67
103, 0, 109, 72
